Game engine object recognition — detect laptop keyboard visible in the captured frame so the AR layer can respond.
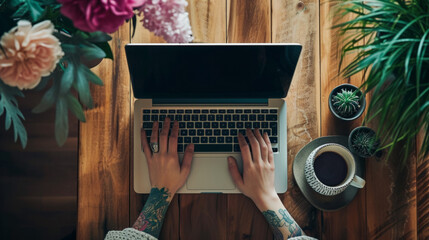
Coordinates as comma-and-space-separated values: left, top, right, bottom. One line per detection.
142, 108, 279, 153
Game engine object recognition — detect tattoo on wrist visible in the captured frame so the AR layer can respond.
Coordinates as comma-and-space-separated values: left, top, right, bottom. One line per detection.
132, 187, 171, 238
262, 208, 303, 239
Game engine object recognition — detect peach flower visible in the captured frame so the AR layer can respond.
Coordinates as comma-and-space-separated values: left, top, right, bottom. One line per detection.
0, 20, 64, 90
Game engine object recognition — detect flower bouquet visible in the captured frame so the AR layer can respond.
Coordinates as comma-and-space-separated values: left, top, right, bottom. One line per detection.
0, 0, 193, 148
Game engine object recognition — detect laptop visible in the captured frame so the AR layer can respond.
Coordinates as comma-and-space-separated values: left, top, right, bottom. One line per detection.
126, 43, 302, 194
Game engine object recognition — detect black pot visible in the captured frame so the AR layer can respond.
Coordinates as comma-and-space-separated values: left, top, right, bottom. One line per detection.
348, 126, 379, 158
328, 83, 366, 121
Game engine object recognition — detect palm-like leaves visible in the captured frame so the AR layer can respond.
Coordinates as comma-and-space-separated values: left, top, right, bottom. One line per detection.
335, 0, 429, 162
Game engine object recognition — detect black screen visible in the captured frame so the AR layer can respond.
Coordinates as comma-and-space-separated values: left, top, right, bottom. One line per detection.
126, 44, 301, 99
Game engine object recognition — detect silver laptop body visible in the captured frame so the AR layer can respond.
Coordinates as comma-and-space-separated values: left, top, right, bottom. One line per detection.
126, 43, 302, 194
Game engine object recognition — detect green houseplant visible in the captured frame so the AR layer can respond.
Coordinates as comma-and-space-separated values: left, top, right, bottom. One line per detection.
335, 0, 429, 161
329, 83, 366, 120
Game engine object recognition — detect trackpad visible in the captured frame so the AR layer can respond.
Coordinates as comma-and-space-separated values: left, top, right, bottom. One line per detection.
187, 157, 236, 190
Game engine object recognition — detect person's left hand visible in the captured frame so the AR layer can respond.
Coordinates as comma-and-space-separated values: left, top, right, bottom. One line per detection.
141, 117, 194, 198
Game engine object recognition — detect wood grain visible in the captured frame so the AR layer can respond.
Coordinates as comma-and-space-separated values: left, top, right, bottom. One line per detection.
187, 0, 227, 43
227, 0, 271, 43
319, 0, 368, 239
0, 90, 78, 239
179, 1, 229, 240
320, 0, 366, 135
1, 1, 426, 239
320, 0, 419, 239
77, 24, 131, 239
129, 2, 228, 240
272, 0, 321, 237
129, 15, 181, 240
366, 151, 417, 239
128, 22, 146, 239
226, 0, 273, 239
73, 1, 427, 239
417, 131, 429, 239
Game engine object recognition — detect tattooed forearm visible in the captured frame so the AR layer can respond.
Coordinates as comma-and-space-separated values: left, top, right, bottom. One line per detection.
132, 187, 171, 238
262, 208, 303, 239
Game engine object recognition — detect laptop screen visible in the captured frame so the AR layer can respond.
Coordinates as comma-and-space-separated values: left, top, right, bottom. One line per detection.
126, 44, 301, 99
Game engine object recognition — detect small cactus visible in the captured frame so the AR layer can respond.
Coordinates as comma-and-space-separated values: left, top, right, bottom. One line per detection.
332, 89, 360, 117
351, 130, 378, 157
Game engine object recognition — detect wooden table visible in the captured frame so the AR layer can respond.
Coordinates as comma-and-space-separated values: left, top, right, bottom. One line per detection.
77, 1, 428, 239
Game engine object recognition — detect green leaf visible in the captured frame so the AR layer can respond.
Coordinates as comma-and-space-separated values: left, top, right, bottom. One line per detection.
26, 0, 44, 21
32, 85, 56, 113
75, 65, 93, 108
82, 65, 103, 86
55, 97, 68, 146
12, 0, 45, 21
80, 43, 106, 61
61, 44, 77, 54
66, 94, 86, 122
32, 69, 62, 113
94, 41, 113, 60
131, 15, 137, 38
11, 3, 28, 18
0, 81, 27, 148
86, 32, 112, 42
60, 62, 74, 95
10, 0, 23, 7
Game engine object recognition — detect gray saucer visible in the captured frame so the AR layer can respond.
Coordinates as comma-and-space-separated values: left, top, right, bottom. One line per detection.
292, 136, 365, 211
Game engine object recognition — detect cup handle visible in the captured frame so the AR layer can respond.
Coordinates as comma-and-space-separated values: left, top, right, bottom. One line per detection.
350, 175, 366, 188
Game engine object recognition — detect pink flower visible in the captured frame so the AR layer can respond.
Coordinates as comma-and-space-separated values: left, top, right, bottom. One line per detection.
0, 20, 64, 90
139, 0, 193, 43
59, 0, 144, 33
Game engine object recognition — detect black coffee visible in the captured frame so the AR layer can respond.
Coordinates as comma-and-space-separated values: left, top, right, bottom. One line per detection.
313, 151, 348, 186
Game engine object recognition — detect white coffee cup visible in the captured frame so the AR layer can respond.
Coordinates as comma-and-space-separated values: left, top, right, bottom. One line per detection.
304, 143, 365, 196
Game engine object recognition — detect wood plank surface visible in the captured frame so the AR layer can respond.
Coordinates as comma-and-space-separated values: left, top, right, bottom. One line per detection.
188, 0, 227, 43
129, 13, 180, 240
320, 0, 418, 239
129, 2, 228, 240
365, 151, 417, 239
77, 24, 131, 239
272, 0, 321, 237
319, 1, 368, 239
417, 132, 429, 239
179, 1, 228, 240
1, 1, 427, 239
227, 0, 271, 44
74, 1, 427, 239
0, 90, 78, 240
226, 1, 274, 239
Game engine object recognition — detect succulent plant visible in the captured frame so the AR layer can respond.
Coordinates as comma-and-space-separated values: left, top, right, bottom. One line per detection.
332, 89, 360, 117
351, 130, 378, 157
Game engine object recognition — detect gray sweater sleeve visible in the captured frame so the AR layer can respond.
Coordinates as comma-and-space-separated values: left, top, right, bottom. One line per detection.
105, 228, 318, 240
105, 228, 158, 240
289, 236, 318, 240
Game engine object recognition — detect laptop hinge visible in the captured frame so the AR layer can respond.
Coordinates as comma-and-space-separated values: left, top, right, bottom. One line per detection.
152, 98, 269, 106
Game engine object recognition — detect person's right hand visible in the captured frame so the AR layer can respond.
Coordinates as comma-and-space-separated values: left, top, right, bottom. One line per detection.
227, 128, 279, 208
141, 118, 194, 199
